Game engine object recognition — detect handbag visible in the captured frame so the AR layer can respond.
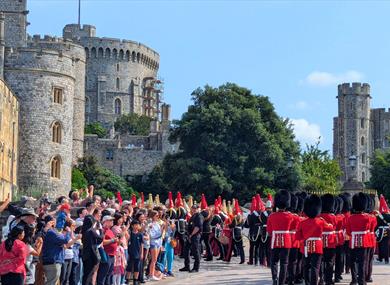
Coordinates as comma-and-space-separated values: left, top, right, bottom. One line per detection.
98, 247, 108, 263
170, 238, 177, 248
218, 233, 230, 245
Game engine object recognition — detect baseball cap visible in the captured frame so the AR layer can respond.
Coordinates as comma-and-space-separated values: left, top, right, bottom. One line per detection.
102, 215, 114, 223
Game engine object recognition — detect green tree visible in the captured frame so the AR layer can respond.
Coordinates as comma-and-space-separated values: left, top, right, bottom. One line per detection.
85, 122, 107, 138
300, 141, 342, 195
71, 168, 88, 190
75, 156, 135, 200
139, 83, 301, 203
368, 149, 390, 199
114, 113, 152, 135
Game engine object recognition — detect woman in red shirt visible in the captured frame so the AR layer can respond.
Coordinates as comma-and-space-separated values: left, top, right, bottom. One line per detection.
0, 226, 28, 285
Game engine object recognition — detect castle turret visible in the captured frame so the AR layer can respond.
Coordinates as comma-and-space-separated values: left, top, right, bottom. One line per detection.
0, 0, 28, 48
334, 82, 371, 186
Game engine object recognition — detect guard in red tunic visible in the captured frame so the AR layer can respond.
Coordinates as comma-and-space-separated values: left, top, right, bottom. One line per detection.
318, 194, 337, 285
345, 192, 371, 285
267, 190, 294, 285
294, 193, 307, 284
364, 194, 377, 283
296, 194, 327, 285
287, 194, 301, 285
334, 195, 346, 283
341, 193, 353, 275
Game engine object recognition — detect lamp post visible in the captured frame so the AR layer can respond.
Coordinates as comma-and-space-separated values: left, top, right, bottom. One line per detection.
343, 154, 363, 193
348, 154, 357, 181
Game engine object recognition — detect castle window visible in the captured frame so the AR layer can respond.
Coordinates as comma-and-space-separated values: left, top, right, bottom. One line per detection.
115, 98, 122, 115
361, 118, 365, 128
52, 122, 62, 144
362, 172, 365, 182
116, 78, 120, 90
361, 136, 365, 146
51, 156, 61, 179
119, 50, 124, 60
132, 51, 136, 62
98, 47, 104, 58
85, 47, 89, 59
106, 149, 114, 160
113, 49, 118, 59
117, 64, 120, 72
91, 47, 97, 58
126, 50, 130, 61
361, 153, 366, 164
105, 48, 111, 58
53, 88, 63, 104
137, 52, 140, 63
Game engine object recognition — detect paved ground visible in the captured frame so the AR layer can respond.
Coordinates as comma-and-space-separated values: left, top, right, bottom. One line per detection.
161, 255, 390, 285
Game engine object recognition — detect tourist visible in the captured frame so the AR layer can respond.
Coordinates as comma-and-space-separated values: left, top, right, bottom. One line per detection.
126, 220, 144, 285
148, 210, 163, 281
0, 226, 28, 285
82, 215, 103, 285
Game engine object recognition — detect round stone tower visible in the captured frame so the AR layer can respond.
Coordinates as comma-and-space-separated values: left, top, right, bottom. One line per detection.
63, 24, 160, 129
336, 82, 371, 184
3, 36, 86, 197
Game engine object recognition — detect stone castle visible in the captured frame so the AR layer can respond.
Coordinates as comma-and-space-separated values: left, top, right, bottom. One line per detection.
333, 82, 390, 187
0, 0, 173, 197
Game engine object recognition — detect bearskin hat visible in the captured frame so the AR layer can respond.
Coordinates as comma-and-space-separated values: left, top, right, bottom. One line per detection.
274, 189, 291, 210
304, 194, 322, 218
352, 192, 368, 212
296, 196, 304, 213
339, 193, 352, 213
288, 194, 298, 213
321, 194, 335, 213
335, 196, 344, 214
365, 194, 375, 213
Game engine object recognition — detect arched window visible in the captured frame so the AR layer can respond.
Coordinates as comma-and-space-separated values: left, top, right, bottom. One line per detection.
361, 153, 366, 164
126, 50, 130, 61
131, 51, 136, 62
116, 78, 120, 90
51, 156, 61, 179
361, 136, 365, 146
85, 47, 89, 59
361, 118, 365, 129
52, 122, 62, 143
137, 52, 140, 63
115, 98, 122, 114
98, 47, 104, 58
85, 97, 90, 113
105, 48, 111, 58
91, 47, 97, 58
112, 49, 118, 59
119, 49, 124, 60
362, 172, 366, 182
117, 64, 120, 72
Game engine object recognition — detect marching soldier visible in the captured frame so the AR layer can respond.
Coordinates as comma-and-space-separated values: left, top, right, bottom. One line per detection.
210, 200, 225, 260
267, 190, 294, 285
287, 194, 300, 285
175, 192, 188, 258
228, 199, 245, 264
365, 195, 377, 283
334, 196, 345, 283
260, 199, 272, 267
345, 192, 372, 285
200, 194, 213, 261
245, 196, 262, 265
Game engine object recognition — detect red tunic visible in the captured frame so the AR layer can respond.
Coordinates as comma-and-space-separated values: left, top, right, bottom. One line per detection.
296, 217, 327, 256
267, 211, 294, 249
345, 213, 371, 249
319, 213, 337, 249
290, 214, 301, 249
343, 212, 351, 242
368, 213, 377, 248
335, 213, 345, 246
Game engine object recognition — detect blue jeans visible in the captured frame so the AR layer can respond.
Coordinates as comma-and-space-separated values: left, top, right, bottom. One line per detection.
97, 256, 115, 285
165, 242, 174, 272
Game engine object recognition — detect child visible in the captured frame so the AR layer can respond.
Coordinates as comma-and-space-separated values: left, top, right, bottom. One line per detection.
113, 239, 127, 285
126, 220, 144, 285
57, 203, 71, 231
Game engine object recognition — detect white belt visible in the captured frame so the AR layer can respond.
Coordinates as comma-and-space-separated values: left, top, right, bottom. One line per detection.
351, 231, 369, 249
323, 231, 335, 235
304, 237, 321, 257
379, 226, 390, 229
271, 231, 291, 249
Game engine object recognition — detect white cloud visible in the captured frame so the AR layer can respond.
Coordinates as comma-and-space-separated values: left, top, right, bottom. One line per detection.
290, 119, 322, 146
302, 70, 364, 87
290, 100, 310, 110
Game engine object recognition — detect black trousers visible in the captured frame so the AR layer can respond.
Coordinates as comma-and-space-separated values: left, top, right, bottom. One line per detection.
365, 247, 374, 282
335, 245, 344, 280
271, 248, 289, 284
344, 241, 351, 273
69, 261, 81, 285
0, 272, 24, 285
184, 235, 201, 270
350, 247, 367, 285
249, 238, 261, 264
201, 232, 213, 259
82, 259, 99, 285
233, 239, 245, 263
304, 253, 322, 285
320, 248, 335, 285
288, 248, 298, 284
260, 239, 271, 267
378, 237, 389, 262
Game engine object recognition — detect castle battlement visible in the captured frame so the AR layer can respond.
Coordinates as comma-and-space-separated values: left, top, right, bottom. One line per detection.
338, 82, 370, 96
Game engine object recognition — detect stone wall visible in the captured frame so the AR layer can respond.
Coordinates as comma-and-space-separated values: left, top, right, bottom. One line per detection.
0, 0, 27, 48
4, 47, 78, 197
0, 79, 18, 201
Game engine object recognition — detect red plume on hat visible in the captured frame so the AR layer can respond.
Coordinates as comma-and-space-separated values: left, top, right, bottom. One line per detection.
218, 196, 222, 207
116, 192, 123, 206
201, 194, 208, 210
256, 194, 265, 212
250, 196, 258, 213
131, 194, 137, 207
267, 193, 273, 203
234, 198, 242, 215
175, 192, 183, 208
141, 192, 145, 208
214, 199, 220, 214
379, 195, 390, 214
168, 192, 174, 209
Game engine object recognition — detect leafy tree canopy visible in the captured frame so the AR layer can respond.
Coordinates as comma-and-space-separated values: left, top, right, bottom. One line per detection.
74, 156, 135, 200
85, 122, 107, 138
300, 141, 342, 195
114, 113, 152, 136
136, 83, 301, 203
368, 149, 390, 199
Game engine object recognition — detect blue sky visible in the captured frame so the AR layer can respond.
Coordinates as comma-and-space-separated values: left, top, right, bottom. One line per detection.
28, 0, 390, 152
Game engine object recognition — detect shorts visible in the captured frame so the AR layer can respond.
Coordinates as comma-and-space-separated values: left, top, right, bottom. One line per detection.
150, 244, 160, 250
126, 258, 140, 273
